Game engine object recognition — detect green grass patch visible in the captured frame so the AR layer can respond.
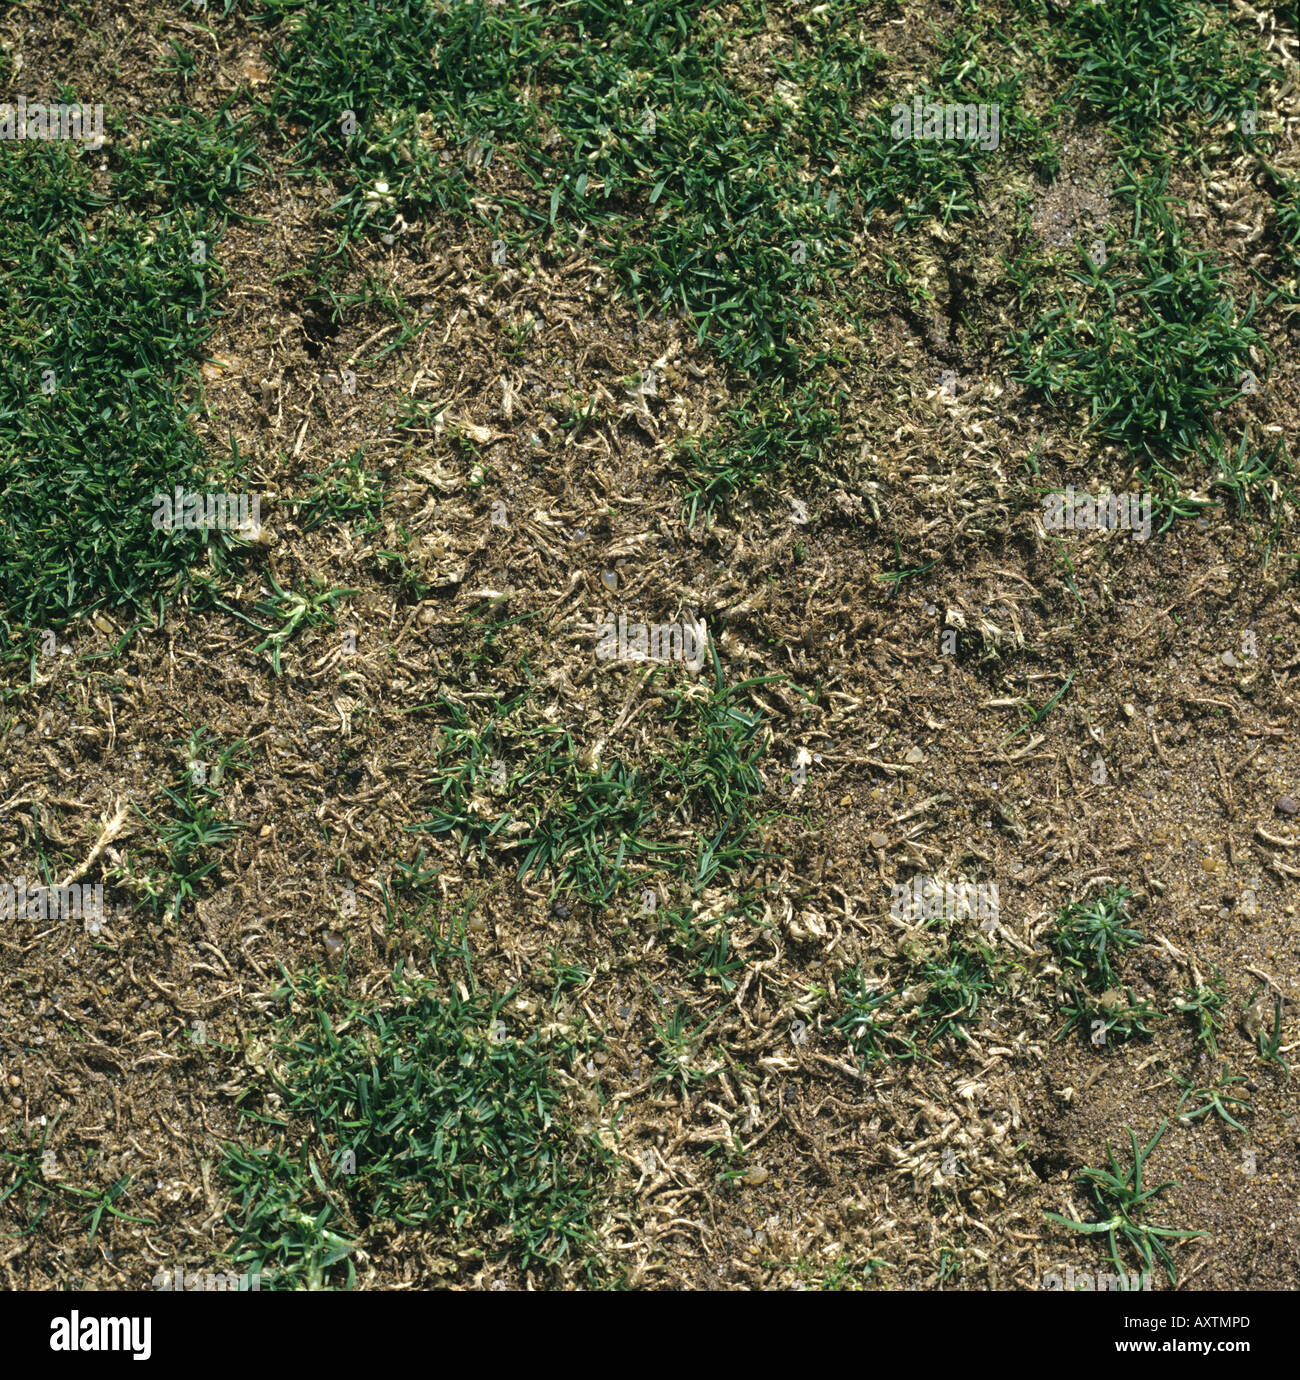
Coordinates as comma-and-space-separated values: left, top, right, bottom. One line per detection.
1057, 0, 1269, 151
221, 959, 614, 1288
1010, 174, 1262, 470
0, 105, 261, 659
410, 664, 779, 910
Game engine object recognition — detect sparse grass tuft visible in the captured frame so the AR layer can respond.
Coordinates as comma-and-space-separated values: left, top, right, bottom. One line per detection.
1052, 885, 1164, 1045
1045, 1119, 1204, 1286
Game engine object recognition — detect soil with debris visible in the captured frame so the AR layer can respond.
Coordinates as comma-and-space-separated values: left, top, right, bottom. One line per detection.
1, 0, 1297, 1293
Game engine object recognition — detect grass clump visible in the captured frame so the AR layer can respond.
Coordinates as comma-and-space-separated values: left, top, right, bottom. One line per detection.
913, 944, 995, 1047
265, 0, 1018, 376
207, 572, 359, 676
1010, 175, 1262, 474
117, 728, 249, 922
1174, 969, 1228, 1057
1173, 1069, 1252, 1134
1057, 0, 1268, 147
294, 450, 388, 536
833, 929, 998, 1067
222, 960, 614, 1289
414, 702, 679, 905
1051, 885, 1164, 1045
1045, 1119, 1204, 1286
832, 970, 917, 1067
1248, 988, 1292, 1085
1052, 884, 1143, 992
0, 109, 260, 655
1010, 2, 1292, 536
264, 0, 831, 373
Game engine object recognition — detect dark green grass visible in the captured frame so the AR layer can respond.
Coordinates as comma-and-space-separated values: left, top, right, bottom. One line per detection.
1006, 1, 1297, 540
914, 944, 996, 1046
1010, 174, 1262, 470
0, 106, 261, 662
832, 970, 918, 1067
263, 0, 1022, 383
263, 0, 817, 372
1052, 884, 1143, 992
1007, 168, 1299, 543
1057, 0, 1269, 150
221, 959, 613, 1288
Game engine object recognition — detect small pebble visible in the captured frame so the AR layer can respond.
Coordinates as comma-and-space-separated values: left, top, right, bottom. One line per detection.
870, 832, 889, 849
601, 571, 617, 590
1277, 796, 1299, 815
905, 747, 924, 764
323, 931, 343, 956
1221, 651, 1238, 668
1200, 857, 1221, 873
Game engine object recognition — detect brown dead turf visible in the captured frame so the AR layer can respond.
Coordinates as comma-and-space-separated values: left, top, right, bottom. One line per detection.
1, 0, 1297, 1291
